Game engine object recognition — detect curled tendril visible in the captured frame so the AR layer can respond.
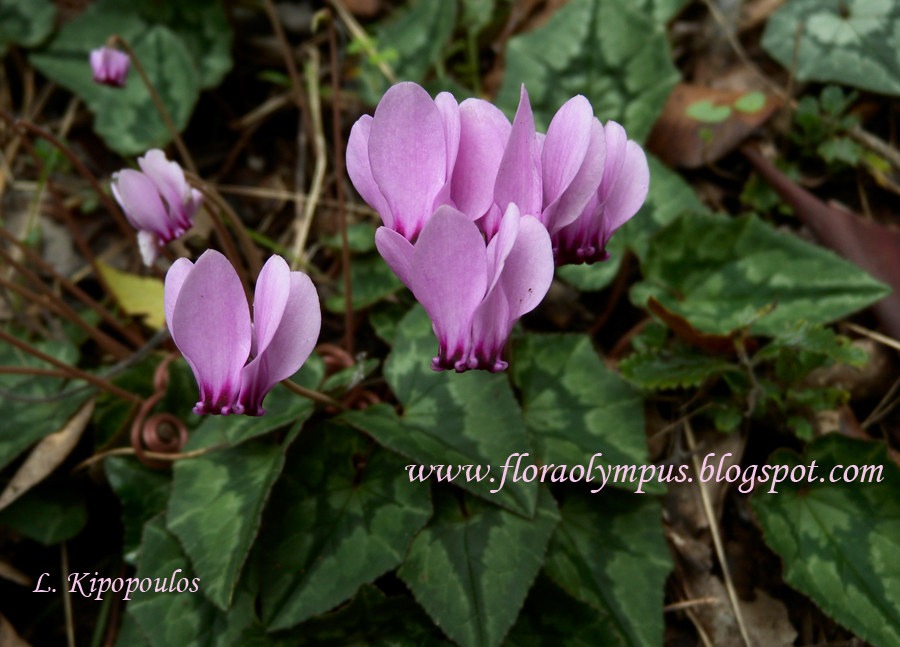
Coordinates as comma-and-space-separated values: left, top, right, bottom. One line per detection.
130, 354, 188, 468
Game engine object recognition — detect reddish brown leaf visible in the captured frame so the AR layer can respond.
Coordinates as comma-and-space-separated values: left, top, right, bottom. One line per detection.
742, 145, 900, 338
647, 83, 782, 168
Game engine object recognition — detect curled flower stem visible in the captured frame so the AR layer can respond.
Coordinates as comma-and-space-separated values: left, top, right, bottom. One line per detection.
130, 354, 189, 468
0, 328, 141, 403
108, 35, 197, 176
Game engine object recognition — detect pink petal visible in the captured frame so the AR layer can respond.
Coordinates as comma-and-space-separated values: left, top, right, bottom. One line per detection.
435, 92, 461, 181
138, 150, 194, 230
484, 203, 521, 295
494, 85, 541, 223
470, 284, 512, 372
347, 116, 393, 229
498, 215, 554, 320
137, 230, 160, 266
541, 95, 594, 208
374, 226, 416, 289
248, 255, 291, 357
409, 206, 488, 371
452, 99, 511, 220
541, 117, 606, 234
111, 169, 173, 238
603, 138, 650, 233
239, 269, 321, 415
170, 250, 251, 415
164, 257, 194, 335
368, 82, 449, 240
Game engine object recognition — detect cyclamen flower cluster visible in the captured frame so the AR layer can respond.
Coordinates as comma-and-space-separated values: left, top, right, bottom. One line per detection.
347, 82, 649, 372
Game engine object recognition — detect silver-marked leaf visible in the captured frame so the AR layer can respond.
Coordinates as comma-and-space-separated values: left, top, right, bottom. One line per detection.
166, 435, 288, 610
510, 334, 655, 493
125, 515, 260, 647
258, 426, 431, 631
630, 212, 890, 337
399, 488, 559, 647
751, 435, 900, 646
544, 493, 672, 646
343, 305, 536, 516
762, 0, 900, 96
105, 456, 171, 563
497, 0, 679, 142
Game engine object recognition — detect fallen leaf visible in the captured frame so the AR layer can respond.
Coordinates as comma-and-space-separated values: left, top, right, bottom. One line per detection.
647, 83, 782, 168
96, 261, 165, 329
742, 145, 900, 338
0, 398, 95, 511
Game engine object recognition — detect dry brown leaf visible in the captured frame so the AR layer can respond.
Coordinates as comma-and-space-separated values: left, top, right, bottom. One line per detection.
647, 83, 782, 168
743, 145, 900, 339
0, 614, 32, 647
0, 397, 94, 511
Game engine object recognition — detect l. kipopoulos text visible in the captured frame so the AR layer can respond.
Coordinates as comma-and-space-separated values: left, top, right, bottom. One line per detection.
32, 569, 200, 601
405, 452, 885, 494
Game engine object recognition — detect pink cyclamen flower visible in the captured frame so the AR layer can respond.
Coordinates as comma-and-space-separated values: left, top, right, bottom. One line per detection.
347, 82, 460, 241
112, 149, 203, 266
552, 121, 650, 264
90, 46, 130, 87
165, 250, 321, 416
376, 204, 553, 372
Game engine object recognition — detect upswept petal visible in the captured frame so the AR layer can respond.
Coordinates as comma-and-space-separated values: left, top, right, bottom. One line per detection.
239, 271, 321, 415
470, 283, 512, 372
435, 92, 461, 180
374, 226, 416, 289
603, 138, 650, 234
368, 82, 449, 239
169, 250, 251, 414
112, 170, 172, 237
484, 203, 521, 295
540, 95, 594, 208
248, 255, 291, 358
410, 206, 488, 370
136, 231, 160, 268
347, 116, 393, 229
598, 121, 628, 204
498, 215, 554, 320
138, 149, 194, 227
452, 99, 511, 220
541, 117, 606, 234
494, 85, 541, 225
164, 257, 194, 338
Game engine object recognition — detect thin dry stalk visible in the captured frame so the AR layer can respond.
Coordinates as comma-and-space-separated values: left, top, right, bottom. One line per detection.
110, 35, 197, 175
683, 420, 753, 647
